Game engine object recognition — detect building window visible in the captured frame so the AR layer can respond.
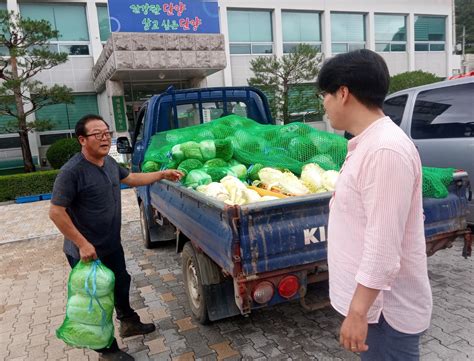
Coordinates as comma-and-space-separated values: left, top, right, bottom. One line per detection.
331, 13, 366, 53
97, 5, 111, 43
19, 3, 90, 56
35, 94, 99, 131
282, 11, 321, 53
415, 16, 446, 52
0, 2, 8, 56
375, 14, 407, 52
228, 10, 273, 55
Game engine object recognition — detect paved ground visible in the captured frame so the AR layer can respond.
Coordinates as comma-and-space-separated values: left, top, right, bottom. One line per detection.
0, 189, 473, 360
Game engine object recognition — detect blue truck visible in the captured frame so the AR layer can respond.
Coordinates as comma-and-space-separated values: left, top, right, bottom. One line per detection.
117, 86, 472, 324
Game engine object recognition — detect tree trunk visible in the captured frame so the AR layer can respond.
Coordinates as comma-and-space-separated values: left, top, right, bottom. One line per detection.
19, 127, 35, 172
282, 82, 290, 124
11, 53, 35, 172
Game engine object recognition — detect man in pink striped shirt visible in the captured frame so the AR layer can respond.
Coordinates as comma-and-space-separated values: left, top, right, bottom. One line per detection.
317, 49, 432, 360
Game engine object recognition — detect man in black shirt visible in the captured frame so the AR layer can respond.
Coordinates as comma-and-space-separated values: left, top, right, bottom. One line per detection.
50, 114, 183, 361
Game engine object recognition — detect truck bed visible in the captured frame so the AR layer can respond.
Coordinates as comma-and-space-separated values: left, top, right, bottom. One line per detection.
149, 171, 470, 277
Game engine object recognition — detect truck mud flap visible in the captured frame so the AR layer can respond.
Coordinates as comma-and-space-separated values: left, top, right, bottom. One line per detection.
204, 279, 241, 322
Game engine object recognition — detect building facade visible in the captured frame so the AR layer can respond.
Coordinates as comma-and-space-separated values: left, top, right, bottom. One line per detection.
0, 0, 460, 170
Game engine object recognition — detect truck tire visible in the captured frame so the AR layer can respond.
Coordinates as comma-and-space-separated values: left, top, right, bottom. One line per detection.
182, 243, 209, 324
139, 202, 153, 249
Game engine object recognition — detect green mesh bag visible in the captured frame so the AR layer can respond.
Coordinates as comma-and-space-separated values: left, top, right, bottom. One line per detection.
57, 260, 115, 350
140, 114, 455, 198
422, 166, 455, 199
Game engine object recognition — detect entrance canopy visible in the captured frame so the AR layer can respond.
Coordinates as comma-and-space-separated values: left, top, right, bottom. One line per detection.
92, 33, 226, 92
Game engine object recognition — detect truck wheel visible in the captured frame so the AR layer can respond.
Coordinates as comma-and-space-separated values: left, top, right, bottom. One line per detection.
139, 202, 153, 249
182, 243, 209, 324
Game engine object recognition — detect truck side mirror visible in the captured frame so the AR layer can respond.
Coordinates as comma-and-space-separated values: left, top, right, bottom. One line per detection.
117, 136, 132, 154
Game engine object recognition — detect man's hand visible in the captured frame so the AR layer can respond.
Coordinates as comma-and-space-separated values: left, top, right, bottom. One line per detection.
160, 169, 184, 182
79, 241, 98, 262
340, 311, 369, 353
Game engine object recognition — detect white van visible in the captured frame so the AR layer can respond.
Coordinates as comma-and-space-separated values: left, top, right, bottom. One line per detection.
383, 76, 474, 227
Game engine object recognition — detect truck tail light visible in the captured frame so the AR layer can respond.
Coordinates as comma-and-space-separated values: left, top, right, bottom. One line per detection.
252, 281, 274, 304
278, 275, 299, 299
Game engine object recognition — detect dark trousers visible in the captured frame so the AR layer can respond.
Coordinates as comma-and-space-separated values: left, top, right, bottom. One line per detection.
66, 246, 137, 353
361, 313, 423, 361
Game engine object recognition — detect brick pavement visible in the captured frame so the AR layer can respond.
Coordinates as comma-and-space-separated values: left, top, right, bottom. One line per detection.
0, 189, 473, 360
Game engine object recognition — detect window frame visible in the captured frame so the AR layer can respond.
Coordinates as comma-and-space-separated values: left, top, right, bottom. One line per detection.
228, 9, 274, 55
330, 12, 366, 54
374, 13, 407, 53
414, 15, 446, 53
282, 10, 322, 54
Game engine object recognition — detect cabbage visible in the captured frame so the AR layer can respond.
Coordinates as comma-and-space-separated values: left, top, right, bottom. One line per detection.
258, 168, 284, 189
227, 159, 240, 167
301, 163, 325, 192
196, 182, 230, 202
258, 195, 280, 202
204, 158, 228, 168
229, 164, 247, 180
69, 262, 114, 297
309, 154, 338, 171
161, 160, 179, 170
220, 176, 248, 205
215, 139, 233, 161
205, 167, 232, 182
288, 136, 317, 162
56, 318, 114, 350
248, 163, 265, 182
321, 170, 339, 191
244, 188, 262, 203
279, 172, 311, 196
171, 144, 185, 163
181, 141, 203, 161
142, 161, 160, 173
184, 169, 212, 188
66, 294, 114, 326
178, 159, 204, 176
199, 140, 216, 161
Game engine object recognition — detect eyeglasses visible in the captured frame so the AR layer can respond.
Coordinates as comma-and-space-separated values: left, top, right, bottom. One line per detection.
84, 131, 113, 140
319, 91, 328, 99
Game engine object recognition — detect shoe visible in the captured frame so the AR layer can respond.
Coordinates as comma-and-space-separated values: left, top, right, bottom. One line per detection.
98, 350, 134, 360
119, 314, 156, 338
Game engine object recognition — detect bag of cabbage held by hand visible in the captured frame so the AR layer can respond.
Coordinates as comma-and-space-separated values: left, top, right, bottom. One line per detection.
56, 260, 115, 350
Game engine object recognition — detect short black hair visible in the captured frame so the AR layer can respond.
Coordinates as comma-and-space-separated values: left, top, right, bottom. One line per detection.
75, 114, 109, 137
317, 49, 390, 109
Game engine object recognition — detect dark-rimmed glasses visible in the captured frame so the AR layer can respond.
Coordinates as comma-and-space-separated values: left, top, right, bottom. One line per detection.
84, 131, 113, 140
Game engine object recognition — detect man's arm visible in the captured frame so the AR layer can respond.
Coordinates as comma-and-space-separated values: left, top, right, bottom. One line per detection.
49, 204, 97, 262
340, 149, 417, 353
121, 169, 183, 187
340, 284, 380, 352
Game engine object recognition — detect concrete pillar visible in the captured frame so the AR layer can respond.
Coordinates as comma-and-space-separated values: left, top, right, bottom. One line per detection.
321, 10, 332, 59
367, 12, 375, 51
219, 6, 233, 86
273, 8, 283, 58
407, 13, 415, 71
86, 0, 104, 63
445, 12, 454, 77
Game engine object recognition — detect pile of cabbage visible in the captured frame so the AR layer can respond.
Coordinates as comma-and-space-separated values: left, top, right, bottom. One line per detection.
197, 164, 339, 206
56, 260, 115, 350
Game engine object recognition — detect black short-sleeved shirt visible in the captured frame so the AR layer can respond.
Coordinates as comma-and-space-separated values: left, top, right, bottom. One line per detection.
51, 153, 130, 258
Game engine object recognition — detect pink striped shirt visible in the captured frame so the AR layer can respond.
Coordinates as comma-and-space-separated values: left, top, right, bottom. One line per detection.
328, 116, 432, 334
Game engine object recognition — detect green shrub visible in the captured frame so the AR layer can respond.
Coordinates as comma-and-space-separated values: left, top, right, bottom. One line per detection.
46, 138, 81, 169
389, 71, 441, 94
0, 170, 59, 201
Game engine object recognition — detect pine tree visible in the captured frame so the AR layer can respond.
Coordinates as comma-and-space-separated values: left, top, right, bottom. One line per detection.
0, 10, 73, 172
248, 44, 322, 124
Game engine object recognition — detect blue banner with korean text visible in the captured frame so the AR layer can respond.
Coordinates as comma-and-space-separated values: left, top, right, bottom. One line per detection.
108, 0, 220, 34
